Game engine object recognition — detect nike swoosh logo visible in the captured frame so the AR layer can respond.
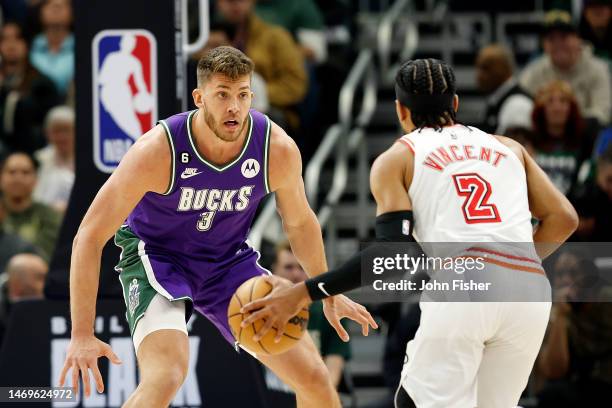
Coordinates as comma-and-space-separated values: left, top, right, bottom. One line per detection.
180, 171, 203, 179
318, 282, 331, 297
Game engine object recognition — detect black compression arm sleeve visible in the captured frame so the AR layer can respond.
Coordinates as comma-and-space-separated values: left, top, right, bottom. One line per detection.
304, 211, 415, 301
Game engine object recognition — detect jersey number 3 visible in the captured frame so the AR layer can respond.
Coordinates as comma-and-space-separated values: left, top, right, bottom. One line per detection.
452, 173, 501, 224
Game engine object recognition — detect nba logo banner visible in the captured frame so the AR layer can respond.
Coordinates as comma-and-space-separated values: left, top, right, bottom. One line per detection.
92, 29, 158, 173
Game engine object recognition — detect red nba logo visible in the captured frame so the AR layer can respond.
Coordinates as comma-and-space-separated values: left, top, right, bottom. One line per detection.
92, 30, 158, 173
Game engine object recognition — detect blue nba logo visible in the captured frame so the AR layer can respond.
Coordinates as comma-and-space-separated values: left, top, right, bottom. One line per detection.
92, 30, 157, 173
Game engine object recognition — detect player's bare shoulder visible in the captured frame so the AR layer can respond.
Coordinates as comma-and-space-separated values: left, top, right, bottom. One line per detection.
491, 134, 526, 167
267, 120, 302, 192
113, 124, 172, 195
369, 140, 414, 214
371, 140, 413, 190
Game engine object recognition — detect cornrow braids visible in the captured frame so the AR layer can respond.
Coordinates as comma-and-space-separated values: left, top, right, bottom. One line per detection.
395, 58, 458, 130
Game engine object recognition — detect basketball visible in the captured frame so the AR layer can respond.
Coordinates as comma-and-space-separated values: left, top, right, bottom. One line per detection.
228, 276, 309, 355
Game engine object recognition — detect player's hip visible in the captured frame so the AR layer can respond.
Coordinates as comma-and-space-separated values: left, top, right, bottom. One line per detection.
114, 224, 259, 270
421, 253, 550, 303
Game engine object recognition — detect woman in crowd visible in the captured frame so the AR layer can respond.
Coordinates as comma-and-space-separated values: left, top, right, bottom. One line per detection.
531, 80, 598, 195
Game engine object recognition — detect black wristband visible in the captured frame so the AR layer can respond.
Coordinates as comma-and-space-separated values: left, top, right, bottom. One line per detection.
304, 211, 416, 301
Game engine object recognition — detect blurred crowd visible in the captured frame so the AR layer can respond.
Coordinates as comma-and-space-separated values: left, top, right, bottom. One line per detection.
0, 0, 75, 347
474, 5, 612, 247
0, 0, 611, 406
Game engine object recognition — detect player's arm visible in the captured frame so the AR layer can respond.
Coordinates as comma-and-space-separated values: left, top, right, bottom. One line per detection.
59, 125, 172, 396
298, 143, 415, 300
241, 142, 415, 337
370, 142, 414, 215
268, 122, 327, 278
241, 122, 377, 342
495, 136, 578, 259
324, 355, 345, 388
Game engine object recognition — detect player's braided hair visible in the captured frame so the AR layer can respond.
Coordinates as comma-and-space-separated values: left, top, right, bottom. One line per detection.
395, 59, 457, 130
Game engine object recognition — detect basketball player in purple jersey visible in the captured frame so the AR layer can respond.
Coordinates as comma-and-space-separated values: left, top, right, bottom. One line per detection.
59, 46, 377, 407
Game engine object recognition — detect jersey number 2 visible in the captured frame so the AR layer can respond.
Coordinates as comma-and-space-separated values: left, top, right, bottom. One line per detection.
452, 173, 501, 224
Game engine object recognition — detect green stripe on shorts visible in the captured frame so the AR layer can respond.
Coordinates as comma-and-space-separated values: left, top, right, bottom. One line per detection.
114, 226, 158, 336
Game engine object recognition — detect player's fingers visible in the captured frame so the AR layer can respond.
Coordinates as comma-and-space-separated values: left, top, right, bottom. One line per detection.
361, 318, 370, 336
330, 316, 350, 342
365, 310, 379, 330
241, 298, 268, 314
253, 317, 276, 342
92, 364, 104, 393
348, 309, 370, 336
79, 362, 91, 397
273, 321, 286, 343
71, 363, 79, 394
241, 308, 269, 327
59, 360, 70, 386
103, 345, 122, 365
259, 274, 275, 285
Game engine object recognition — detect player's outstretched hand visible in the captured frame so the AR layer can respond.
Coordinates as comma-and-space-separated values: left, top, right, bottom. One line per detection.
240, 275, 311, 343
59, 335, 122, 397
322, 295, 378, 342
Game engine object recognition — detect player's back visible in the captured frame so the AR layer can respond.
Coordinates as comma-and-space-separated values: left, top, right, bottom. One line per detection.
400, 125, 532, 244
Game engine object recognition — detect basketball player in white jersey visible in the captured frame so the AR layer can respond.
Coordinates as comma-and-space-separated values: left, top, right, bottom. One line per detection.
241, 58, 579, 408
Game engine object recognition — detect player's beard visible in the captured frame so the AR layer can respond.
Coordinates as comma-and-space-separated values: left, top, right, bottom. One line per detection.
202, 103, 247, 143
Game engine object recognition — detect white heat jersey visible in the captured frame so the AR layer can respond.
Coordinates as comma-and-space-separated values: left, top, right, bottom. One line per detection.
399, 125, 533, 243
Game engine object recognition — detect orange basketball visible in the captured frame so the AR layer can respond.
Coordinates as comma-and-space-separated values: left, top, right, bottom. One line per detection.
227, 276, 309, 355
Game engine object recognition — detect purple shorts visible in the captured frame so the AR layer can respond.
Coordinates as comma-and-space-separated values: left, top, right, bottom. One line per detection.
124, 238, 269, 345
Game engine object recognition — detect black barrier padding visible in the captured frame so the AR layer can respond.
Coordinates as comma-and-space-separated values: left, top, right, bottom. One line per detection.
45, 0, 183, 299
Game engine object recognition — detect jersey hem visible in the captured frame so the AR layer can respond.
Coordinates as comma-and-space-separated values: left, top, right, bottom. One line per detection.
263, 115, 272, 194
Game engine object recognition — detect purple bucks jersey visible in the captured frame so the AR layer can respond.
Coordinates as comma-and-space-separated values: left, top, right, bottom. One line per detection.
126, 109, 271, 262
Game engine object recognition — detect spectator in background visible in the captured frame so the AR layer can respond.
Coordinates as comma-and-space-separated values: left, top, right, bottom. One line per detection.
570, 145, 612, 241
504, 126, 537, 157
520, 10, 611, 125
0, 151, 61, 260
272, 240, 351, 389
579, 0, 612, 62
254, 0, 326, 155
0, 21, 59, 154
30, 0, 73, 98
212, 0, 307, 129
193, 22, 269, 113
4, 253, 47, 301
0, 190, 38, 273
531, 80, 596, 195
475, 44, 533, 134
537, 252, 612, 408
0, 252, 47, 346
33, 106, 74, 213
255, 0, 327, 64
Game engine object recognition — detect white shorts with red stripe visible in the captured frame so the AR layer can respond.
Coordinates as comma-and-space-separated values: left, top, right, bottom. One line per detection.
397, 258, 551, 408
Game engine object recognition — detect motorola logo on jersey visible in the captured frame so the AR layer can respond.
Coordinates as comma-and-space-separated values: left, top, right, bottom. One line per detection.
92, 29, 158, 173
241, 158, 260, 178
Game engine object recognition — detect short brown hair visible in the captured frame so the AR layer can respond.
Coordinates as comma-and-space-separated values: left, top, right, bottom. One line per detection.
196, 46, 254, 87
532, 80, 583, 149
